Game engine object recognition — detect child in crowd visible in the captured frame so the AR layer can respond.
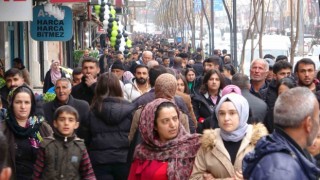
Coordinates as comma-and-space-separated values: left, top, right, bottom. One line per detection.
33, 105, 96, 180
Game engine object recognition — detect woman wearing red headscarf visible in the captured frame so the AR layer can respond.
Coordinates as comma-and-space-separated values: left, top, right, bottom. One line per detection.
128, 98, 201, 180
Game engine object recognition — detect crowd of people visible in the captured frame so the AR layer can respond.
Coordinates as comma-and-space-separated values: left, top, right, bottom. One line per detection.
0, 39, 320, 180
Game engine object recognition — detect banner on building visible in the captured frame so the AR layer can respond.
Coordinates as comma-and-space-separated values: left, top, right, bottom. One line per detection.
0, 0, 33, 21
30, 5, 73, 41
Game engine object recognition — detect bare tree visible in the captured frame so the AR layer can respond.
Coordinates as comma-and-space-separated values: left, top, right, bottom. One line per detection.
289, 0, 300, 64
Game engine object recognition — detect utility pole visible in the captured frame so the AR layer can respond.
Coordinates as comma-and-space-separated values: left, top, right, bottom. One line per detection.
233, 0, 238, 68
211, 0, 215, 55
298, 0, 304, 55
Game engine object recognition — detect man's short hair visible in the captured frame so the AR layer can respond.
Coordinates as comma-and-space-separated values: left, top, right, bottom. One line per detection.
149, 65, 167, 87
250, 59, 269, 72
203, 56, 220, 66
82, 57, 99, 67
178, 53, 189, 59
194, 54, 202, 62
53, 105, 79, 122
276, 55, 288, 62
72, 67, 82, 76
222, 49, 227, 54
4, 68, 23, 79
162, 56, 169, 61
263, 54, 275, 60
55, 78, 72, 89
142, 51, 153, 58
0, 131, 8, 171
294, 58, 315, 73
274, 87, 315, 128
134, 64, 148, 74
232, 73, 250, 89
273, 60, 292, 74
213, 49, 220, 55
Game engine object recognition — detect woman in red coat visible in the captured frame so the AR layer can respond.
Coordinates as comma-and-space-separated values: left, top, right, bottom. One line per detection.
128, 98, 200, 180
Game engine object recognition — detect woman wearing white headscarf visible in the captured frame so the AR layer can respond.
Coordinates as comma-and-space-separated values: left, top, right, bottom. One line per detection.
190, 93, 268, 180
43, 60, 66, 93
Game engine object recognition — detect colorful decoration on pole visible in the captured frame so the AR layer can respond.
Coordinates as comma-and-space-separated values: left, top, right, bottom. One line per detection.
96, 1, 131, 55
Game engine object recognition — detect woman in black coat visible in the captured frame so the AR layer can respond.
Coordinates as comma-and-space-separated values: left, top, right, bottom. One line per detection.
192, 69, 225, 133
86, 72, 136, 180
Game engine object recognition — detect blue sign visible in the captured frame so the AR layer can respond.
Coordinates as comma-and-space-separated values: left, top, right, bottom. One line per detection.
176, 37, 182, 43
214, 0, 224, 11
31, 6, 73, 41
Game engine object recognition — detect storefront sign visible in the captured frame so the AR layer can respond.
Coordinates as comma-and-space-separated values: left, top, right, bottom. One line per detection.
0, 0, 32, 21
31, 5, 73, 41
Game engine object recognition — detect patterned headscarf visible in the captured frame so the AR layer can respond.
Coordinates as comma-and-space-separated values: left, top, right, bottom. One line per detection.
154, 73, 177, 99
134, 98, 200, 180
215, 93, 249, 142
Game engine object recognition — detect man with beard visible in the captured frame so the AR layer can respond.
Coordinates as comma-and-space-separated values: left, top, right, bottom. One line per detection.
243, 87, 320, 179
99, 48, 112, 73
0, 68, 25, 109
123, 64, 150, 102
294, 58, 320, 92
72, 57, 100, 105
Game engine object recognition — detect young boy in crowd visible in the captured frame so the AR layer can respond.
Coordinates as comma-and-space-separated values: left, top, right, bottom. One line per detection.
33, 105, 96, 180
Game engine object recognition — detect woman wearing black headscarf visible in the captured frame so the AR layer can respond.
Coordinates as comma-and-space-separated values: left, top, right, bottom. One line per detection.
0, 85, 52, 179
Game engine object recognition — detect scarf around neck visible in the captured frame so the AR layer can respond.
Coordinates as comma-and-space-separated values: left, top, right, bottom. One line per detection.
134, 98, 200, 180
6, 113, 45, 148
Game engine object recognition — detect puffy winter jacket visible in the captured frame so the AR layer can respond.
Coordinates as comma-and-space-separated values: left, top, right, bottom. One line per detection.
87, 97, 136, 165
243, 128, 320, 180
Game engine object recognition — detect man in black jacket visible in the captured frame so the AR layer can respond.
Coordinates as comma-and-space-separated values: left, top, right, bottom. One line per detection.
0, 132, 11, 180
43, 78, 90, 144
262, 60, 292, 110
99, 48, 113, 73
72, 57, 100, 105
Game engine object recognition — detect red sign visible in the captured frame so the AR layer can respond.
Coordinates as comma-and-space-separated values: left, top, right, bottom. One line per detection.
115, 0, 124, 7
3, 0, 26, 1
50, 0, 88, 3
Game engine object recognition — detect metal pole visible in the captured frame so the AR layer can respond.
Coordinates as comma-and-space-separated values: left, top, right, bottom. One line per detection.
298, 0, 304, 55
211, 0, 214, 55
233, 0, 238, 68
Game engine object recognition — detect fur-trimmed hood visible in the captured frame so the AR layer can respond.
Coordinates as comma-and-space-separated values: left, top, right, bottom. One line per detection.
201, 123, 268, 151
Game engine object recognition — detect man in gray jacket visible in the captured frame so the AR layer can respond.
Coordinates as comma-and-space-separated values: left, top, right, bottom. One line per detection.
232, 73, 267, 123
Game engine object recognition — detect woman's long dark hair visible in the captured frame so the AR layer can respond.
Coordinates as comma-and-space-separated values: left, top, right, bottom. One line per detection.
200, 69, 225, 94
184, 68, 196, 82
9, 85, 36, 117
176, 74, 190, 94
91, 72, 123, 111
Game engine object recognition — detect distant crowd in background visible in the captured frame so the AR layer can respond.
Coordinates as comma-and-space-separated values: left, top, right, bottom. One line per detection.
0, 33, 320, 179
